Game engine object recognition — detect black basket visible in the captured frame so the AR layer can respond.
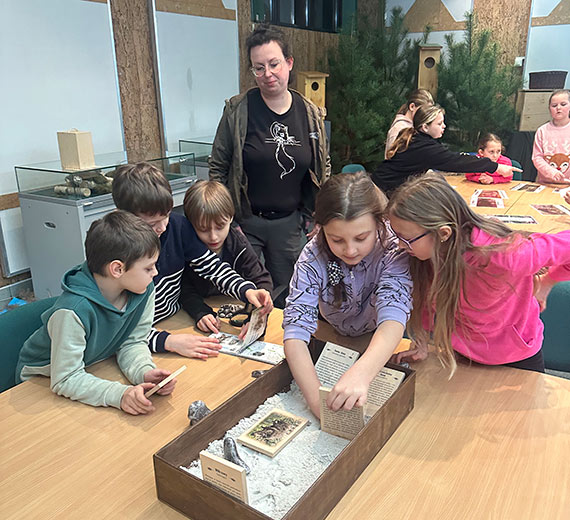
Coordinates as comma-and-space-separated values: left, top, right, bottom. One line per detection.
529, 71, 568, 89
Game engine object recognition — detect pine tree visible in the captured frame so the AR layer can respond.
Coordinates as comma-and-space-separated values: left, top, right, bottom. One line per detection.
326, 2, 419, 171
437, 13, 522, 150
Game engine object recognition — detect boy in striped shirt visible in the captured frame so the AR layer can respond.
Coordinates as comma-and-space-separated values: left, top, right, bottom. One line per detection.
112, 162, 272, 358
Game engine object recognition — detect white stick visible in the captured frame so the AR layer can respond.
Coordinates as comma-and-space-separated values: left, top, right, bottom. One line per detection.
144, 365, 187, 397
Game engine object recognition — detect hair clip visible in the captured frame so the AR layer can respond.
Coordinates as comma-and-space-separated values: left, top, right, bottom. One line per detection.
327, 260, 343, 286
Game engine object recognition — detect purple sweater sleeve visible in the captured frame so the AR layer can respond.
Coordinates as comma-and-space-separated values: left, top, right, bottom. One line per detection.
282, 245, 322, 343
373, 238, 413, 327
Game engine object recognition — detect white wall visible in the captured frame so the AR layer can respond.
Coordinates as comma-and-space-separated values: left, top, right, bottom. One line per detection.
524, 0, 570, 89
0, 0, 123, 275
155, 9, 240, 150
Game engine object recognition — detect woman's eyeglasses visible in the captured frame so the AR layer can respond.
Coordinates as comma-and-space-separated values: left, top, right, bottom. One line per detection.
250, 60, 283, 77
386, 222, 430, 249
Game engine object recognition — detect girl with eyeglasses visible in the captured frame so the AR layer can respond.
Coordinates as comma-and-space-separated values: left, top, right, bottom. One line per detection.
283, 172, 412, 418
387, 173, 570, 374
372, 105, 521, 196
209, 25, 330, 302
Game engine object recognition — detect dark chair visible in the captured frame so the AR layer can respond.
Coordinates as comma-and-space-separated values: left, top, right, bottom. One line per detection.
0, 297, 57, 393
541, 281, 570, 372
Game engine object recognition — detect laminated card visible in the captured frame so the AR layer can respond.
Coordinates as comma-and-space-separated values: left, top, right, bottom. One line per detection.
237, 408, 308, 457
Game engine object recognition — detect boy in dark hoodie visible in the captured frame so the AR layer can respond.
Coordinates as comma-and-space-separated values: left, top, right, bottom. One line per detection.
16, 211, 176, 415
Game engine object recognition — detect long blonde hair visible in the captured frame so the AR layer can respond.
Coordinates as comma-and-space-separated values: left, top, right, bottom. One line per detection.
387, 104, 444, 159
387, 174, 526, 376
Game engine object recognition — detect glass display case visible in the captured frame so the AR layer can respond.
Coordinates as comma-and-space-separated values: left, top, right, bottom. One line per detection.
16, 150, 195, 201
179, 137, 214, 178
16, 151, 197, 298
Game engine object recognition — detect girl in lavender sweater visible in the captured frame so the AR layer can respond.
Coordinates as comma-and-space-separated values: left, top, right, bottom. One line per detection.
283, 172, 412, 418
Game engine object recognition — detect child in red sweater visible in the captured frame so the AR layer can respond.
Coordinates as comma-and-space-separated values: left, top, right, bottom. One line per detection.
465, 133, 513, 184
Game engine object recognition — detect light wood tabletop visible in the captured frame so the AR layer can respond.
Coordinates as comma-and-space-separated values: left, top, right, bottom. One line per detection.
445, 175, 570, 233
1, 303, 569, 519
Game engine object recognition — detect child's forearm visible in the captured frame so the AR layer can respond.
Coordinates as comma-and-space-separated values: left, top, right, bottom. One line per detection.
284, 338, 321, 413
354, 320, 405, 381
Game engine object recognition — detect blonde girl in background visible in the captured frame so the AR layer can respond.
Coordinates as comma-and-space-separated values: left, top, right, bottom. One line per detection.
373, 105, 521, 196
385, 88, 434, 158
387, 174, 570, 374
465, 133, 514, 184
532, 89, 570, 184
283, 172, 412, 417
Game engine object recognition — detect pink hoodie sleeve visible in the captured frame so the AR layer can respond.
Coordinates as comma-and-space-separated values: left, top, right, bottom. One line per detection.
465, 155, 512, 183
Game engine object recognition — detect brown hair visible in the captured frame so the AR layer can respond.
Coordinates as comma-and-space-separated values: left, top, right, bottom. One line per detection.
85, 210, 160, 276
396, 88, 434, 115
112, 162, 173, 216
246, 24, 292, 63
477, 133, 502, 152
184, 180, 234, 228
387, 104, 445, 159
387, 173, 527, 376
315, 171, 388, 306
549, 89, 570, 104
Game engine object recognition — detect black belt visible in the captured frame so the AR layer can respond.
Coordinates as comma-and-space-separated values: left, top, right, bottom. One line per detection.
251, 208, 295, 220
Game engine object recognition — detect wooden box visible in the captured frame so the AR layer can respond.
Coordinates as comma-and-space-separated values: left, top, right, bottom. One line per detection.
296, 71, 329, 109
153, 339, 415, 520
57, 129, 96, 170
516, 89, 553, 131
418, 45, 441, 96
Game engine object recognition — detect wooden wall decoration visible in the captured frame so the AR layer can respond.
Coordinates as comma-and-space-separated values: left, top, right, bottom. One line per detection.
403, 0, 465, 33
86, 0, 235, 20
531, 1, 570, 26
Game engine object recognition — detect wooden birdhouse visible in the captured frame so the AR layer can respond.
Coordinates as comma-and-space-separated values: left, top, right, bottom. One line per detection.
296, 71, 329, 109
418, 45, 442, 96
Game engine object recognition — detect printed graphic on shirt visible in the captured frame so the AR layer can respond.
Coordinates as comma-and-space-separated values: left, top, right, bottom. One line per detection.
545, 153, 569, 174
265, 122, 302, 179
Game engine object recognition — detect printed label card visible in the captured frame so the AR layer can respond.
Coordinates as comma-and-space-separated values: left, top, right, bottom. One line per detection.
473, 189, 507, 199
470, 195, 505, 208
314, 341, 360, 388
531, 204, 570, 216
511, 183, 545, 193
487, 214, 538, 225
319, 387, 365, 440
200, 451, 248, 503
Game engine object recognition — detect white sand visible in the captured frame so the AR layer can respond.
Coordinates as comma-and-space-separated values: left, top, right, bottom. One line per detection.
181, 383, 350, 520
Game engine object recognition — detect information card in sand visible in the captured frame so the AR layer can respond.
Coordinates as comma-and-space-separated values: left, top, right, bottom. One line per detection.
314, 341, 360, 387
319, 386, 365, 440
200, 451, 248, 503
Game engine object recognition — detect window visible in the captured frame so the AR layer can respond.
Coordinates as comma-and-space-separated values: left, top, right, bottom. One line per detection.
251, 0, 357, 33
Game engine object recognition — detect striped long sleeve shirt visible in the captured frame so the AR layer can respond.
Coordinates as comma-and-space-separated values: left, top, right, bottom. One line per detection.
148, 213, 256, 352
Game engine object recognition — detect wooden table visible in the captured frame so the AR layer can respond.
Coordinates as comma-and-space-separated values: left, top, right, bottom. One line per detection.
2, 304, 569, 519
445, 175, 570, 233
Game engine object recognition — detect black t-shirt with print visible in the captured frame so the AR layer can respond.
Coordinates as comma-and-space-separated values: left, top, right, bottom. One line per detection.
243, 89, 312, 213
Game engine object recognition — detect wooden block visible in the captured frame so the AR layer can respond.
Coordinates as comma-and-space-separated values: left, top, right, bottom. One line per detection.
200, 451, 248, 503
153, 338, 416, 520
57, 129, 96, 170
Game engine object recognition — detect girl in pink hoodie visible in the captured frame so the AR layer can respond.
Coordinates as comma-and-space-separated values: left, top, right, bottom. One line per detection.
386, 173, 570, 375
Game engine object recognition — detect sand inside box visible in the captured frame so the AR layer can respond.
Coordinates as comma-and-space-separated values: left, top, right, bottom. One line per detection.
181, 383, 350, 520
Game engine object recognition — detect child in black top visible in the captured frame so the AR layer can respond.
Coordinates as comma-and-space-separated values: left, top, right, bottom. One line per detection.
180, 181, 273, 334
372, 105, 520, 196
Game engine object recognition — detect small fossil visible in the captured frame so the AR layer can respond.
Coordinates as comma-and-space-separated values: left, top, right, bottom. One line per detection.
187, 400, 211, 426
251, 370, 267, 378
223, 437, 250, 474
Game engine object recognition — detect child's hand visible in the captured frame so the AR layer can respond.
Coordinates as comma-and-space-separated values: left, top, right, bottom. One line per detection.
326, 365, 371, 412
144, 368, 177, 395
165, 333, 221, 359
564, 191, 570, 205
479, 173, 493, 184
496, 163, 521, 178
391, 337, 429, 364
245, 289, 274, 315
197, 314, 221, 334
533, 272, 556, 312
120, 384, 156, 415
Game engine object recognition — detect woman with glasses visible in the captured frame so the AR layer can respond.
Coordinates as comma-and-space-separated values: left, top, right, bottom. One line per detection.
209, 25, 330, 303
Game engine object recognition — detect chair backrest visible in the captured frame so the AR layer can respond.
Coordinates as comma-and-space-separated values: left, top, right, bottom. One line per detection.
0, 297, 57, 393
341, 164, 366, 174
541, 281, 570, 372
511, 159, 523, 180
